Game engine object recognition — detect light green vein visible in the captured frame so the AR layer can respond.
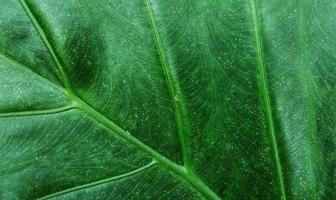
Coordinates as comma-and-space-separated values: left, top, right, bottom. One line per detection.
38, 160, 157, 200
18, 0, 73, 93
18, 1, 221, 199
0, 104, 75, 118
250, 0, 286, 199
144, 0, 191, 168
74, 96, 221, 200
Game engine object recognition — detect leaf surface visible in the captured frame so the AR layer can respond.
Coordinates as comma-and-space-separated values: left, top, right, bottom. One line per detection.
0, 0, 335, 199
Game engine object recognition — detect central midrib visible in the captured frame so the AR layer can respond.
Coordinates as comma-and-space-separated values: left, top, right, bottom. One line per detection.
18, 0, 221, 199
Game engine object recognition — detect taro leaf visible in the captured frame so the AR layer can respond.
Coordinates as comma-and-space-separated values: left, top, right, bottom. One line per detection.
0, 0, 335, 199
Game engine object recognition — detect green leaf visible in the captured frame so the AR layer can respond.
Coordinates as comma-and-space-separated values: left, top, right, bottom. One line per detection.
0, 0, 335, 199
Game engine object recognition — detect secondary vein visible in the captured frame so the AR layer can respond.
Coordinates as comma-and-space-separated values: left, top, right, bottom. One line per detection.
0, 104, 75, 118
250, 0, 287, 199
18, 0, 73, 94
38, 160, 157, 199
144, 0, 191, 168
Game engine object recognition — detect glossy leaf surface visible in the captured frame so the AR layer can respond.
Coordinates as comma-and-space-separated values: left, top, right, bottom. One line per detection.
0, 0, 335, 199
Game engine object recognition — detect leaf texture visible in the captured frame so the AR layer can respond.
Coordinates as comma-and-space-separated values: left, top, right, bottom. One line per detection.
0, 0, 335, 199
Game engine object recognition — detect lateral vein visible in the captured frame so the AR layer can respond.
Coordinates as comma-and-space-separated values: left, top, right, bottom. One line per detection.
0, 104, 75, 118
144, 0, 190, 168
18, 0, 73, 93
38, 160, 157, 199
250, 0, 287, 199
